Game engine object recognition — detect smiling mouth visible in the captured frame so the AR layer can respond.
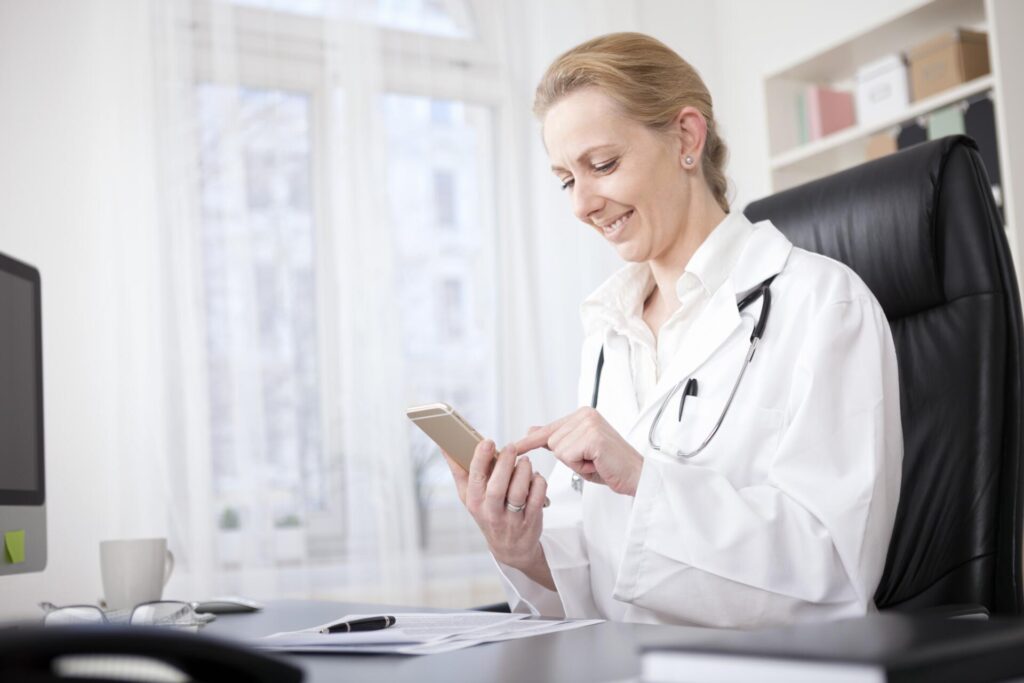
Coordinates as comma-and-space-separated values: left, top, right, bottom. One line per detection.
601, 210, 634, 239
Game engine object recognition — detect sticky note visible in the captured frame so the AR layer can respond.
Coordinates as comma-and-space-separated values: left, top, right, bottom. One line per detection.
4, 530, 25, 564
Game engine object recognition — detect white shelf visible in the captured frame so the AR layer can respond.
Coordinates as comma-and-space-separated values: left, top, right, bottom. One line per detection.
760, 0, 1024, 292
771, 75, 994, 171
765, 0, 985, 84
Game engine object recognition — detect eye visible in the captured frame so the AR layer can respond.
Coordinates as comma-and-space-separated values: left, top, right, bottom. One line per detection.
594, 159, 618, 173
560, 177, 575, 191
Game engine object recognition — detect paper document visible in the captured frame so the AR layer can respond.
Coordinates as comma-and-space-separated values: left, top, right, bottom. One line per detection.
257, 611, 602, 655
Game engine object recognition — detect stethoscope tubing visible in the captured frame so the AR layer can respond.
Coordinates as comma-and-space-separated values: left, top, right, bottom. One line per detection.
590, 275, 776, 460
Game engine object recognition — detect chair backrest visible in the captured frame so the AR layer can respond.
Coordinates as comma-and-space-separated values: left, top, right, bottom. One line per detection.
744, 136, 1024, 614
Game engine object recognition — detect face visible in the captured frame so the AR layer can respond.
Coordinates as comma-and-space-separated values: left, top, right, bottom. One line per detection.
544, 88, 692, 263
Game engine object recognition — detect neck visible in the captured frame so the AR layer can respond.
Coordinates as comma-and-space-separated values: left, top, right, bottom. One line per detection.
647, 193, 728, 311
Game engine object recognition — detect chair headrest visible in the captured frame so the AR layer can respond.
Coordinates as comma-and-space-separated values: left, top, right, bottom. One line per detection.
744, 136, 999, 320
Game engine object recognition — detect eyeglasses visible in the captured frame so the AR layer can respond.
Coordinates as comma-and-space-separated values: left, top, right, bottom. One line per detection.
40, 601, 214, 631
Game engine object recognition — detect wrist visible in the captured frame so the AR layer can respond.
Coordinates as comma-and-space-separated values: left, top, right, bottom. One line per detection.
523, 542, 555, 592
493, 542, 540, 572
627, 454, 644, 496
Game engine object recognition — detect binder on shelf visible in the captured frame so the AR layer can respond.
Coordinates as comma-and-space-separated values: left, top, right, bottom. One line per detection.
927, 104, 966, 139
794, 90, 809, 145
897, 120, 927, 150
641, 613, 1024, 683
805, 85, 856, 140
964, 95, 1001, 188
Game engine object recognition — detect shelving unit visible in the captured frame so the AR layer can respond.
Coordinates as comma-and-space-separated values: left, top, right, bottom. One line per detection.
770, 75, 993, 174
762, 0, 1024, 270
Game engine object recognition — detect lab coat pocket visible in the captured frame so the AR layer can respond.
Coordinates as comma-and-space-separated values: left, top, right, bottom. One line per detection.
654, 396, 718, 457
654, 397, 784, 483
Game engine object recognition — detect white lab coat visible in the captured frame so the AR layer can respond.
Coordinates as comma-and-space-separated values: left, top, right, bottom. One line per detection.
497, 217, 903, 628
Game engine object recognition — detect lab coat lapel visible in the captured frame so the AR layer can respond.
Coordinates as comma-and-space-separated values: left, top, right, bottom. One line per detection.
627, 284, 741, 436
597, 332, 640, 431
625, 220, 794, 437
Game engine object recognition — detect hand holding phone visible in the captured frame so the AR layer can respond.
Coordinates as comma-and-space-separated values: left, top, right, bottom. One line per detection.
405, 402, 549, 506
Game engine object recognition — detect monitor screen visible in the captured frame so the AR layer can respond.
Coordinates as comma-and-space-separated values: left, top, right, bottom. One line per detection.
0, 256, 44, 505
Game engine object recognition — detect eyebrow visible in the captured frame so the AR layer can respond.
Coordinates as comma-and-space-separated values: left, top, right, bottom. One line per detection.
550, 144, 618, 173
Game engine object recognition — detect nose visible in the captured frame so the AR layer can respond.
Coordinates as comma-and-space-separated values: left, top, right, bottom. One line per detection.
571, 178, 605, 224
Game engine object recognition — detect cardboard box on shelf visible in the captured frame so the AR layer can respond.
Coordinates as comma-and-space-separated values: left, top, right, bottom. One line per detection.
856, 54, 910, 126
907, 28, 990, 102
865, 131, 898, 161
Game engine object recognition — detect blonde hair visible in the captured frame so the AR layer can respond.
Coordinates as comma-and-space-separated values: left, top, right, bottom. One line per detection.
534, 32, 730, 214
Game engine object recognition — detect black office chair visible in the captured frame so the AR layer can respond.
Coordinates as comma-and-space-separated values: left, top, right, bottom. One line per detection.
0, 624, 304, 682
745, 135, 1024, 615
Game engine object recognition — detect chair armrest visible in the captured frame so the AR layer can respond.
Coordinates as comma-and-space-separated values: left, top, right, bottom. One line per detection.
908, 604, 990, 620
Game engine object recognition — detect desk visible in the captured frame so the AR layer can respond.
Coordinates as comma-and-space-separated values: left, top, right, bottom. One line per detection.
205, 599, 706, 683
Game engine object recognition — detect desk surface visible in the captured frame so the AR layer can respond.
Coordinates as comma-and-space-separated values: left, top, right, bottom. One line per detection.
206, 599, 706, 683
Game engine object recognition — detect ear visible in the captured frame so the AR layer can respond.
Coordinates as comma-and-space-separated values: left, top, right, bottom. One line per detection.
672, 106, 709, 170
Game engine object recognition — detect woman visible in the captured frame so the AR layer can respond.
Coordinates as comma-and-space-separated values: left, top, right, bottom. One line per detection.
444, 32, 903, 628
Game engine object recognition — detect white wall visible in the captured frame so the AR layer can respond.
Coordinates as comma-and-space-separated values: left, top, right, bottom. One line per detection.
710, 0, 929, 209
0, 0, 169, 619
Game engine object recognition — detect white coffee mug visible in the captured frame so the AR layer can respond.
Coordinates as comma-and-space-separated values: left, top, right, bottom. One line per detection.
100, 538, 175, 611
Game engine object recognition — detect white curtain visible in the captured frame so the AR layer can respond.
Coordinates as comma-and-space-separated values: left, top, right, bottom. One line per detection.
147, 0, 635, 608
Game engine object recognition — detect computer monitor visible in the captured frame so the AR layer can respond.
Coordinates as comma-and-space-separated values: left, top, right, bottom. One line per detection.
0, 250, 46, 575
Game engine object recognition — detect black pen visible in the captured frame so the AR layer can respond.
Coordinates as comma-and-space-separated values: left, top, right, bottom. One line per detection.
678, 378, 698, 421
320, 616, 396, 634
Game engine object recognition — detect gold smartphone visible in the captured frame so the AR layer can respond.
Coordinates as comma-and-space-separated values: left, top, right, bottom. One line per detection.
406, 402, 485, 471
407, 402, 550, 507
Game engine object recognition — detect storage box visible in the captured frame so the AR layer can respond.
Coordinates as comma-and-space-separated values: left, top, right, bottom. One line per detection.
865, 131, 898, 161
805, 85, 856, 140
907, 29, 990, 101
855, 54, 910, 126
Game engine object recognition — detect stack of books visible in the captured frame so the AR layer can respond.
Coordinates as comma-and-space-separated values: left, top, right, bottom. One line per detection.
641, 612, 1024, 682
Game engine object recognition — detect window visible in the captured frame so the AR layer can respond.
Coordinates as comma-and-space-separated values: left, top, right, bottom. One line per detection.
384, 92, 498, 561
183, 0, 504, 603
438, 277, 465, 340
196, 84, 324, 568
433, 170, 456, 229
228, 0, 476, 37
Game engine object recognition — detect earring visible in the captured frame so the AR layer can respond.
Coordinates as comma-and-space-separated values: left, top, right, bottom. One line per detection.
684, 155, 694, 166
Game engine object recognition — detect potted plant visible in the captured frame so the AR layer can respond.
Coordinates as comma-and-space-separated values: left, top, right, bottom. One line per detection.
273, 513, 306, 564
217, 507, 243, 567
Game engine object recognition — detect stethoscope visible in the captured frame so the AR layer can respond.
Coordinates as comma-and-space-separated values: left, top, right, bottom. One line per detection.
571, 275, 776, 493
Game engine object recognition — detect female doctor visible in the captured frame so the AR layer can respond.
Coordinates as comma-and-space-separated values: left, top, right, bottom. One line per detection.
444, 32, 903, 628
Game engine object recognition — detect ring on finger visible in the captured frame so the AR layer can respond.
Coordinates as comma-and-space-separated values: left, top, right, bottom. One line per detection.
505, 500, 526, 513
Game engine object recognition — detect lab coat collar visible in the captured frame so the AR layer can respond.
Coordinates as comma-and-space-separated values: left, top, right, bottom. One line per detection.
579, 210, 754, 338
729, 217, 793, 298
625, 218, 793, 435
679, 209, 753, 301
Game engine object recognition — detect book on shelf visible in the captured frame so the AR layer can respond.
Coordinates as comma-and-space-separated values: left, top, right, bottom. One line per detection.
641, 612, 1024, 683
805, 85, 856, 141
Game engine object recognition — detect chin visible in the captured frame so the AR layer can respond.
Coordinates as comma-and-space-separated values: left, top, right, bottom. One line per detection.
613, 242, 649, 263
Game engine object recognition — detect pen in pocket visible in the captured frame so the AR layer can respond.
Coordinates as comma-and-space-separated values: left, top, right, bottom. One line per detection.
678, 378, 699, 421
